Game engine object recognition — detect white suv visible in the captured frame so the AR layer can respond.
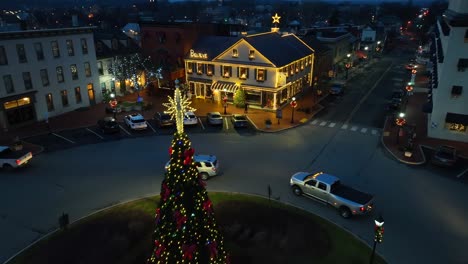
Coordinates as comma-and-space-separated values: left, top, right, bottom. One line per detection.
165, 154, 219, 180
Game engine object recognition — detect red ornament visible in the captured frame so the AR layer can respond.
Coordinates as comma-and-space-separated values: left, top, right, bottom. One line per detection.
203, 199, 213, 213
154, 240, 165, 258
207, 241, 218, 258
184, 156, 191, 165
169, 147, 173, 155
184, 148, 195, 158
174, 211, 187, 229
161, 183, 170, 201
182, 244, 197, 260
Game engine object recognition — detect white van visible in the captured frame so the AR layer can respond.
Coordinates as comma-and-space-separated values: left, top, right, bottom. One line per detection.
165, 154, 219, 180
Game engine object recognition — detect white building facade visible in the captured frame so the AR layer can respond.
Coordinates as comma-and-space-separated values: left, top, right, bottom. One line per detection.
0, 27, 101, 130
428, 0, 468, 142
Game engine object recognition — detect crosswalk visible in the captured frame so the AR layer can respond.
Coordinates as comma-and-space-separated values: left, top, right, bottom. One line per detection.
308, 119, 382, 136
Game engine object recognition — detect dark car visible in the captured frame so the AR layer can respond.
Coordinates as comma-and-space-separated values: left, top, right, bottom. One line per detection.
97, 117, 120, 134
431, 145, 458, 167
154, 112, 174, 127
231, 114, 249, 128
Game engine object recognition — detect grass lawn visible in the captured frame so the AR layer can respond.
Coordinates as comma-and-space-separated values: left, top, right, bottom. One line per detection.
7, 192, 386, 264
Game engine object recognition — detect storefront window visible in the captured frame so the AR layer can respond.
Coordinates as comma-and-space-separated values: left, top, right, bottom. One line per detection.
448, 123, 466, 132
281, 88, 288, 103
245, 90, 261, 104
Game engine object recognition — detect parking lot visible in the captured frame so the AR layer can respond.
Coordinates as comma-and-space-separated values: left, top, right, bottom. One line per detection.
418, 146, 468, 184
23, 115, 256, 153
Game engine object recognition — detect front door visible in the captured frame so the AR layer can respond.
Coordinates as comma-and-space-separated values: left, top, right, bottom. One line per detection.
87, 83, 96, 105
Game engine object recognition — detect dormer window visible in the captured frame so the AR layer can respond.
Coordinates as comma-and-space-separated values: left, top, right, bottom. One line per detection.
232, 49, 238, 58
249, 50, 255, 59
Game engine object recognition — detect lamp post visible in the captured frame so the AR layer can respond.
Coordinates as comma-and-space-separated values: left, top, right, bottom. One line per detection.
395, 112, 406, 144
370, 215, 385, 264
290, 97, 297, 124
223, 88, 228, 115
345, 53, 351, 80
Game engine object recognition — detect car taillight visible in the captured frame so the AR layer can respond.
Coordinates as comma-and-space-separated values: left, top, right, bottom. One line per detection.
16, 159, 21, 165
359, 206, 365, 212
212, 167, 216, 171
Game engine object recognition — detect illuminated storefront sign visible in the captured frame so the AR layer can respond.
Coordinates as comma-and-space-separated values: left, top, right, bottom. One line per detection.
189, 49, 208, 59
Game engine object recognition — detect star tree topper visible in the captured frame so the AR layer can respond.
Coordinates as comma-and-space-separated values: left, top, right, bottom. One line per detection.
163, 79, 196, 134
272, 13, 281, 24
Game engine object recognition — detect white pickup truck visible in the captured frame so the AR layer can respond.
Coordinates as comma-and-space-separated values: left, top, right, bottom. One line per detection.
0, 146, 33, 170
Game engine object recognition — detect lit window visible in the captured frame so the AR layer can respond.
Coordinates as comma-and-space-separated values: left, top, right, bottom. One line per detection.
61, 90, 69, 106
296, 62, 300, 72
56, 67, 64, 83
70, 64, 78, 80
223, 66, 232, 78
256, 69, 266, 81
187, 62, 193, 74
75, 87, 82, 103
290, 65, 294, 75
249, 50, 255, 59
206, 64, 214, 76
301, 60, 305, 70
448, 123, 466, 132
197, 63, 204, 74
45, 93, 54, 111
66, 40, 74, 56
239, 67, 249, 79
232, 49, 238, 58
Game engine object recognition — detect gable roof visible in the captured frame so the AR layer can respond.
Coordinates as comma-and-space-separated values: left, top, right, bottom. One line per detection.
244, 32, 314, 67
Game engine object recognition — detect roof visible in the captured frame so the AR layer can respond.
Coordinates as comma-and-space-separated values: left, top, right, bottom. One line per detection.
244, 32, 314, 67
190, 36, 240, 60
315, 173, 340, 185
300, 34, 331, 54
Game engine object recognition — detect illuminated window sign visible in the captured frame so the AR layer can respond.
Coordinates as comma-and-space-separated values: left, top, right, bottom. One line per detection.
189, 49, 208, 59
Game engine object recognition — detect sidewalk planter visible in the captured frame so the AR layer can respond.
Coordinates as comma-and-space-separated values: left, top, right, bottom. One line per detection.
265, 119, 272, 129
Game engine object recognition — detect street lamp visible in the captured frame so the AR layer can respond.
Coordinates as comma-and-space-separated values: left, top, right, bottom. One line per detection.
395, 112, 406, 144
345, 53, 351, 80
109, 93, 117, 119
223, 88, 227, 115
290, 97, 297, 123
369, 215, 385, 264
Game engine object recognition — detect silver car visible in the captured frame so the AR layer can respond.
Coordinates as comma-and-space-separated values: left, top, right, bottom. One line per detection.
206, 112, 223, 125
165, 154, 219, 180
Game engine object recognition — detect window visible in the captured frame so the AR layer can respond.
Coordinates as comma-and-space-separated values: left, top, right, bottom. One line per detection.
232, 49, 238, 58
61, 90, 69, 106
249, 50, 255, 59
75, 87, 82, 103
187, 62, 193, 74
81, 38, 88, 54
110, 81, 115, 91
318, 182, 327, 191
56, 66, 64, 83
448, 123, 466, 132
305, 179, 317, 187
45, 93, 54, 111
34, 43, 44, 61
196, 63, 204, 74
222, 66, 232, 78
66, 40, 74, 56
70, 64, 78, 80
238, 67, 249, 79
0, 46, 7, 65
40, 69, 49, 86
97, 61, 104, 75
107, 61, 113, 74
101, 82, 106, 93
451, 86, 462, 97
206, 64, 214, 76
51, 41, 60, 58
23, 72, 33, 90
295, 62, 300, 73
4, 97, 31, 110
84, 62, 91, 77
290, 65, 294, 75
301, 60, 305, 70
16, 44, 27, 63
457, 59, 468, 72
3, 75, 14, 94
256, 69, 267, 81
203, 162, 212, 167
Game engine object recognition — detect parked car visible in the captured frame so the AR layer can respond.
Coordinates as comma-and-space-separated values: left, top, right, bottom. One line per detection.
105, 105, 122, 114
154, 112, 174, 128
0, 146, 32, 170
97, 117, 120, 134
165, 154, 219, 180
231, 114, 249, 128
329, 81, 345, 95
431, 145, 458, 167
290, 171, 374, 218
206, 112, 223, 125
184, 112, 198, 126
405, 63, 418, 70
124, 113, 148, 130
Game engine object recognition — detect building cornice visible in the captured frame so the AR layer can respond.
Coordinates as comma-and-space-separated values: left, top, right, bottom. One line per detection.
0, 27, 96, 40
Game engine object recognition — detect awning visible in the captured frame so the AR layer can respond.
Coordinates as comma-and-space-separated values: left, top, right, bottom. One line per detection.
211, 81, 239, 93
187, 77, 213, 84
446, 112, 468, 125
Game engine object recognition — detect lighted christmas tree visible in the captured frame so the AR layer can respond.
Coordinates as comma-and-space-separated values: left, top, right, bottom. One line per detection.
147, 80, 228, 264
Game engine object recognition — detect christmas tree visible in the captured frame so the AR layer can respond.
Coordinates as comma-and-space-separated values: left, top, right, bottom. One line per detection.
147, 80, 228, 264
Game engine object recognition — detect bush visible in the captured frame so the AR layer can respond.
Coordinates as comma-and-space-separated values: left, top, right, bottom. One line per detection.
233, 89, 246, 108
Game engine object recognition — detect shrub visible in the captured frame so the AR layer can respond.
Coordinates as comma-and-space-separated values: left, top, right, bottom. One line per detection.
233, 89, 246, 108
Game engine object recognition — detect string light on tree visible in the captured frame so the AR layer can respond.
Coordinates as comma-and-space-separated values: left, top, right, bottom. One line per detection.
162, 79, 196, 134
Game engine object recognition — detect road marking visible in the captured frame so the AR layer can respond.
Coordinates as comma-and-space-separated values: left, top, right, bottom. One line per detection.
224, 117, 229, 130
311, 120, 319, 125
344, 62, 394, 124
360, 128, 368, 133
456, 168, 468, 178
119, 125, 131, 136
199, 118, 205, 130
371, 129, 378, 135
86, 128, 104, 139
52, 133, 75, 144
341, 124, 348, 129
328, 122, 336, 128
319, 121, 327, 126
147, 121, 156, 133
351, 126, 358, 131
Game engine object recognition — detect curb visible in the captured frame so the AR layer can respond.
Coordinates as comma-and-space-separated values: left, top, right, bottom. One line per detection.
380, 116, 426, 165
2, 191, 389, 264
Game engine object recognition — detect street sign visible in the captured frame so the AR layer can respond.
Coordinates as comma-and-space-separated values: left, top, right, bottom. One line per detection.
276, 109, 283, 119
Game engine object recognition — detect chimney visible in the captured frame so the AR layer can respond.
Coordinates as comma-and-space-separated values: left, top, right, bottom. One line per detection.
72, 15, 78, 27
